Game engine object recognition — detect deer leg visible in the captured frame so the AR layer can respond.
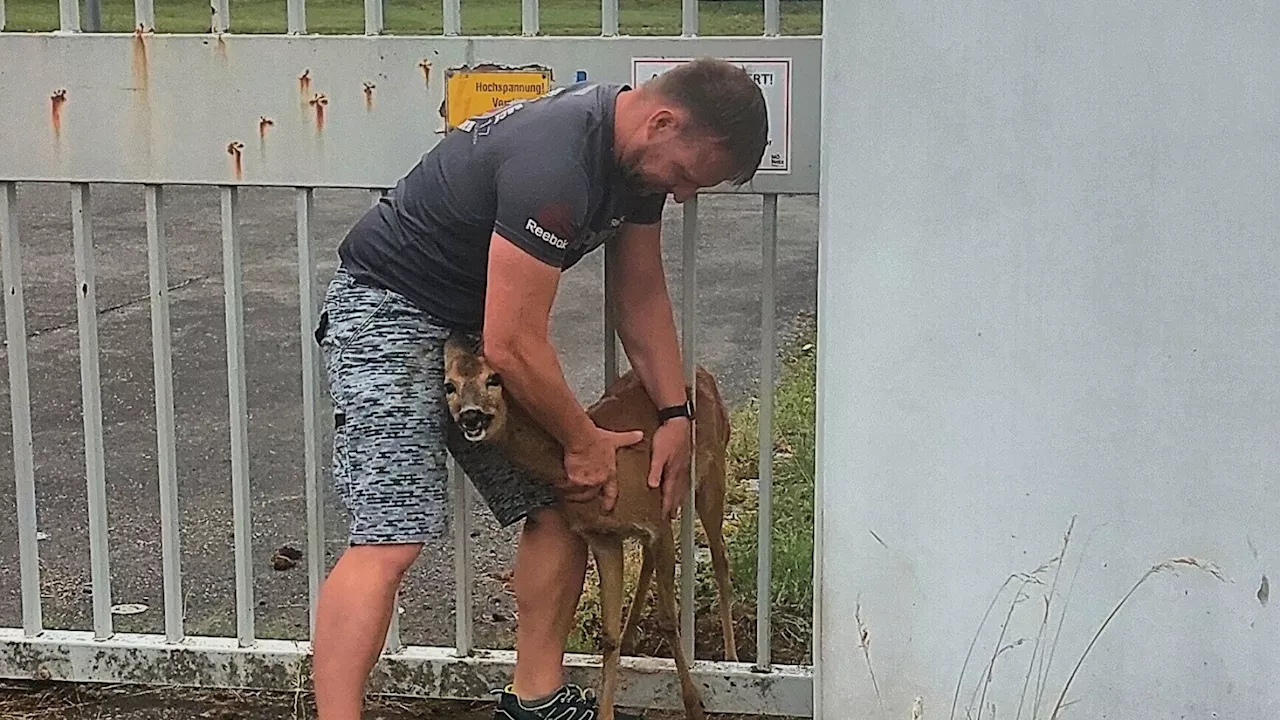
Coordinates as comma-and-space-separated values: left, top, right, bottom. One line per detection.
589, 536, 625, 720
653, 527, 707, 720
696, 458, 738, 662
620, 541, 654, 656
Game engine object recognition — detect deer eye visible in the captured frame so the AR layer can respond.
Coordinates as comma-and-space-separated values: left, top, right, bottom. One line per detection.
486, 373, 502, 387
444, 381, 456, 395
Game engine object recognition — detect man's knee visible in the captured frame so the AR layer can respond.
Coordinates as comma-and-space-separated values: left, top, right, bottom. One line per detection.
333, 542, 423, 586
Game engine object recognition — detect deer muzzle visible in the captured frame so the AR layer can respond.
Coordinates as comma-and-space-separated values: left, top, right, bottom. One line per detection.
458, 407, 493, 441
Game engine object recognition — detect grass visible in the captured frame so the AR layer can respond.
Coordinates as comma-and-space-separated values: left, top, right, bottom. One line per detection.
567, 313, 817, 667
0, 0, 823, 35
722, 314, 816, 665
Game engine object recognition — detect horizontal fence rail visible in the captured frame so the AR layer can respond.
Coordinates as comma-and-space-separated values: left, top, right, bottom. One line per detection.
0, 0, 818, 714
0, 37, 819, 194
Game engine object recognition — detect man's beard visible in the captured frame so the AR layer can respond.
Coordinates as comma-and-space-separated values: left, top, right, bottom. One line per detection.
617, 149, 661, 195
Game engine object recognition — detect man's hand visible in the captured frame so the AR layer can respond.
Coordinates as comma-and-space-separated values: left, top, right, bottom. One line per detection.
563, 427, 645, 511
647, 417, 692, 519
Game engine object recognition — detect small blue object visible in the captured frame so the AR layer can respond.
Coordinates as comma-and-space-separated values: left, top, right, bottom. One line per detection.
575, 70, 588, 82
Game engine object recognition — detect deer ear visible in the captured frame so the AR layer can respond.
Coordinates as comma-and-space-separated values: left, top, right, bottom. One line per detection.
446, 329, 484, 356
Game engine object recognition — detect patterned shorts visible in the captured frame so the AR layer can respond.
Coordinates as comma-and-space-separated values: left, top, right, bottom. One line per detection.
316, 268, 558, 545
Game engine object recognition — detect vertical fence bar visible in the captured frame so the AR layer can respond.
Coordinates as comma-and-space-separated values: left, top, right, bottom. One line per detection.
84, 0, 101, 30
297, 188, 325, 639
221, 186, 255, 647
286, 0, 305, 34
59, 0, 79, 31
756, 194, 778, 671
363, 0, 382, 34
764, 0, 780, 36
679, 197, 698, 659
603, 243, 620, 385
452, 459, 473, 656
210, 0, 229, 33
146, 185, 183, 643
0, 0, 6, 33
442, 0, 460, 35
71, 184, 114, 640
135, 0, 154, 31
522, 0, 538, 35
2, 184, 42, 638
600, 0, 617, 36
681, 0, 697, 36
383, 604, 403, 653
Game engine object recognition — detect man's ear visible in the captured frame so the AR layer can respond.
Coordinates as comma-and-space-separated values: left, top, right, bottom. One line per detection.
646, 107, 680, 138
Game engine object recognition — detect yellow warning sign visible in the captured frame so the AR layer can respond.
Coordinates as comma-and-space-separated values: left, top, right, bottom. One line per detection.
443, 68, 553, 128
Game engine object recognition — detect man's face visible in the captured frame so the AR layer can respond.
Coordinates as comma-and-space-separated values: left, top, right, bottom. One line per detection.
618, 108, 736, 203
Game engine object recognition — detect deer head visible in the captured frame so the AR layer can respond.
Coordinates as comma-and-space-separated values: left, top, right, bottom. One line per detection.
442, 331, 507, 442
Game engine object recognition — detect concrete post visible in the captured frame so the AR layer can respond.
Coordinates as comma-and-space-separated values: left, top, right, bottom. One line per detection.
815, 1, 1280, 717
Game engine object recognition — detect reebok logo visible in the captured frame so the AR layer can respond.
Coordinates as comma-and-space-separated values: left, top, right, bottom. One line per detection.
526, 218, 568, 249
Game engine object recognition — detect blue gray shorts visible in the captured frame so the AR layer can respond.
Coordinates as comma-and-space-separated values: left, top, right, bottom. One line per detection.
316, 267, 558, 545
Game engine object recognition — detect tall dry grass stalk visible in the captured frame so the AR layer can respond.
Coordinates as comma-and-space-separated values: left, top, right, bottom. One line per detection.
948, 516, 1228, 720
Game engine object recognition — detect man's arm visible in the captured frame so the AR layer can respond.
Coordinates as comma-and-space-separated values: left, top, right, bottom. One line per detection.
481, 154, 642, 510
610, 220, 688, 412
483, 231, 598, 456
610, 218, 696, 519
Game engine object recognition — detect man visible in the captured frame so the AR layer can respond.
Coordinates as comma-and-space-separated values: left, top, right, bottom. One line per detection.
311, 57, 769, 720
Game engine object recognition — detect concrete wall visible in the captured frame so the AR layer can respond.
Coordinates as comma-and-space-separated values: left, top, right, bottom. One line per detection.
814, 1, 1279, 718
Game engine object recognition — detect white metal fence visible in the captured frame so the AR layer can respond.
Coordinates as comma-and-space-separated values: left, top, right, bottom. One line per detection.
0, 0, 821, 715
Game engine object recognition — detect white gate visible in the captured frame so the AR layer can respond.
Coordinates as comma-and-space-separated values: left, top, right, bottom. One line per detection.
0, 0, 821, 715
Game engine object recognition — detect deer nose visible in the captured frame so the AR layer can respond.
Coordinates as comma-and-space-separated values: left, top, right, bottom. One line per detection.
459, 408, 492, 431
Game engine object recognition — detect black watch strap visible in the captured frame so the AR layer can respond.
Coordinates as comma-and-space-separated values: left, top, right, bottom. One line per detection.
657, 401, 693, 424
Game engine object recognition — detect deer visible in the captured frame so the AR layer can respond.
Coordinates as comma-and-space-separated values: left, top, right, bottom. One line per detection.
441, 331, 737, 720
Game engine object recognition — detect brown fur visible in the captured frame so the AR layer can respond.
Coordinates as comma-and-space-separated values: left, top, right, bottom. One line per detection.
442, 333, 736, 720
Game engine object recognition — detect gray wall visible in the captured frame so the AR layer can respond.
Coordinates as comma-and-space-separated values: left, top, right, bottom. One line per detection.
815, 0, 1279, 717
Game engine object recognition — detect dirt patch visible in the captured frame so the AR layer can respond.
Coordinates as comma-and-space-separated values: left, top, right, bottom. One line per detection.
0, 680, 489, 719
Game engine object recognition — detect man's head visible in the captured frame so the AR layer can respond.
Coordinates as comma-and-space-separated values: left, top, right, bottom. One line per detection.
614, 57, 769, 202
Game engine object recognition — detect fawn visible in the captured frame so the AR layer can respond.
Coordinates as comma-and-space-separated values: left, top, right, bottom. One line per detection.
441, 331, 737, 720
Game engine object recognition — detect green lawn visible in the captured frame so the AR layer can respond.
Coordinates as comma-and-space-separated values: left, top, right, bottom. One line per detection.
0, 0, 822, 35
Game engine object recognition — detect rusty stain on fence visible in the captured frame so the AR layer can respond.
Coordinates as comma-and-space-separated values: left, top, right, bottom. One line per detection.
299, 69, 312, 108
309, 93, 329, 132
213, 34, 228, 63
227, 141, 244, 180
50, 89, 68, 141
132, 26, 150, 92
419, 59, 432, 86
363, 82, 376, 111
257, 117, 274, 161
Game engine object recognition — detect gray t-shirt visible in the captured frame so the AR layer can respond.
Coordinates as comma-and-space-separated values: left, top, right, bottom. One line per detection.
337, 81, 667, 330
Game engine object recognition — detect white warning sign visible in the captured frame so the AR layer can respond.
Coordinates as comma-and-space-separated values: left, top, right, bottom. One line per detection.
631, 57, 793, 175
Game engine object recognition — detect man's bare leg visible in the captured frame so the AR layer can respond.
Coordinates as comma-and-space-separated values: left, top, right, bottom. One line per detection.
511, 508, 589, 699
313, 543, 422, 720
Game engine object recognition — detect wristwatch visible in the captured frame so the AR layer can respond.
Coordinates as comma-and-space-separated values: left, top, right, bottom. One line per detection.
657, 401, 693, 424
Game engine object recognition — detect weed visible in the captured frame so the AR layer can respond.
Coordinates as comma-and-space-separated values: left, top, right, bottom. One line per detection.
949, 517, 1229, 720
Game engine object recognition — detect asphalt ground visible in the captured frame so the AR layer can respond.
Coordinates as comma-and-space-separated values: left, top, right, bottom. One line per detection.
0, 182, 817, 656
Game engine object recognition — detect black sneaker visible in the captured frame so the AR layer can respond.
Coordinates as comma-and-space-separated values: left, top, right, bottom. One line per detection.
492, 683, 646, 720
